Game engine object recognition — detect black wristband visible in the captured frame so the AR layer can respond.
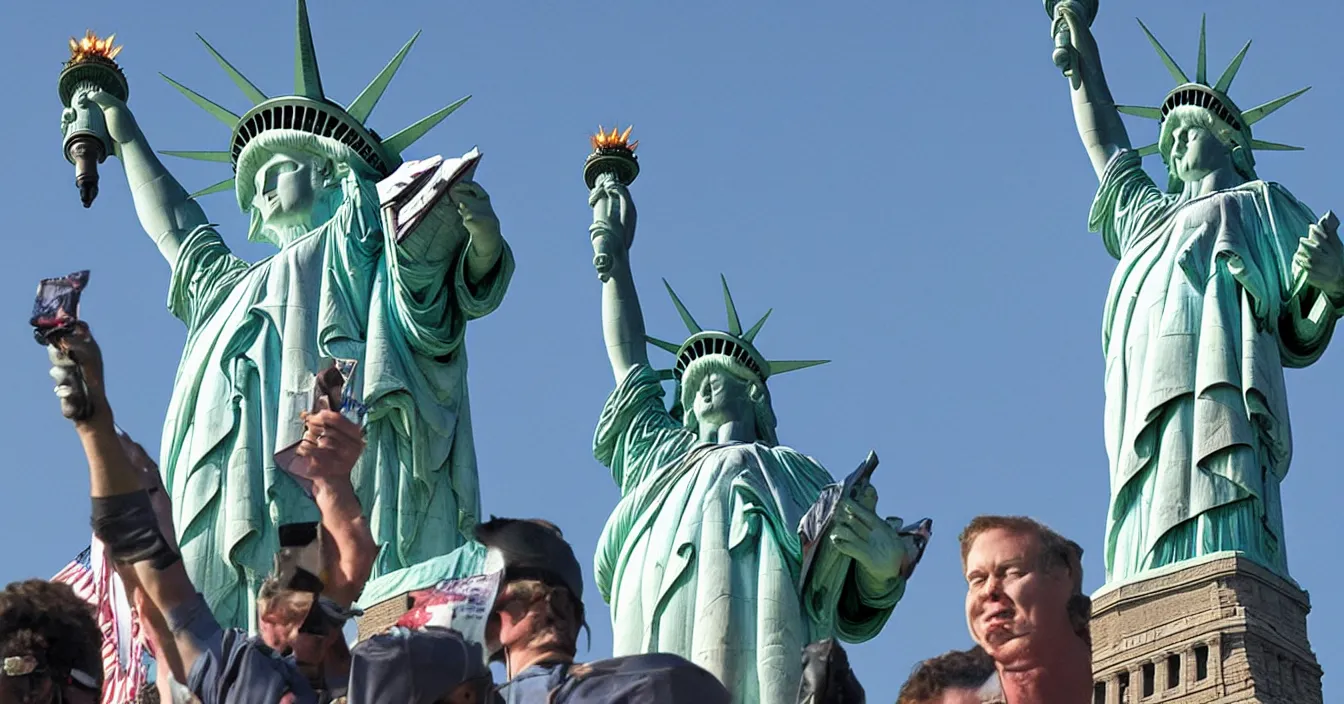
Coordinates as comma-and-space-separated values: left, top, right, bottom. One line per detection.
90, 492, 181, 570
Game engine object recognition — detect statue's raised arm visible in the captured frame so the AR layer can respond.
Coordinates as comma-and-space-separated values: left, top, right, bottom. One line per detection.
590, 171, 650, 384
1045, 9, 1344, 587
50, 2, 515, 633
62, 88, 207, 265
1048, 0, 1133, 178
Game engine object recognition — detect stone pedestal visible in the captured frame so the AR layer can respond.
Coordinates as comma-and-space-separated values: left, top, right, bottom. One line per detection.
1088, 552, 1323, 704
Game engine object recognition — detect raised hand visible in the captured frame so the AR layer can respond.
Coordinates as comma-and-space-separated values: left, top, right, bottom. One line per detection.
589, 172, 637, 245
62, 87, 142, 153
47, 322, 106, 422
589, 172, 637, 281
1294, 211, 1344, 301
295, 410, 366, 482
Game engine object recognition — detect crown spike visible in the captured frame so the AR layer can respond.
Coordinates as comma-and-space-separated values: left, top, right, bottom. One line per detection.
160, 74, 239, 126
656, 369, 677, 382
661, 279, 703, 334
382, 95, 471, 156
1250, 139, 1304, 152
347, 31, 421, 123
159, 150, 233, 163
1136, 18, 1189, 85
188, 177, 236, 200
767, 360, 830, 376
646, 335, 682, 355
197, 34, 267, 105
743, 309, 772, 343
1243, 86, 1310, 126
294, 0, 325, 100
1214, 40, 1252, 94
1196, 15, 1208, 85
1136, 143, 1160, 157
720, 275, 743, 336
1116, 105, 1163, 120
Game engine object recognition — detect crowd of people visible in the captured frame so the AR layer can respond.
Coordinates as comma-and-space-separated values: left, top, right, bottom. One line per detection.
0, 326, 1099, 703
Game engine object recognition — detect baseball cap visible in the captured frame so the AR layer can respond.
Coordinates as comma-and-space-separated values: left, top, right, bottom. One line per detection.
346, 627, 491, 704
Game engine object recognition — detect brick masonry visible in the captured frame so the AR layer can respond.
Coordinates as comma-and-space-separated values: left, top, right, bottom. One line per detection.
1088, 552, 1323, 704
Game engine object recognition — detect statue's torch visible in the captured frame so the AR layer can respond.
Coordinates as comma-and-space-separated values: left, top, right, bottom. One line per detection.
58, 31, 128, 208
584, 126, 639, 281
1045, 0, 1098, 78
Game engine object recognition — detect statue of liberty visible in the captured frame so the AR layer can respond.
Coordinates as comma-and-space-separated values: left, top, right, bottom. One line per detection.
1049, 3, 1344, 583
58, 1, 513, 628
584, 133, 927, 702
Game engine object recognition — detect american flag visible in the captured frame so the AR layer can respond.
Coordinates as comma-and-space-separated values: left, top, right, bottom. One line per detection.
52, 539, 150, 704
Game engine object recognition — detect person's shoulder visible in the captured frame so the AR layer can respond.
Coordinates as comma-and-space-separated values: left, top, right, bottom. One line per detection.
556, 653, 729, 703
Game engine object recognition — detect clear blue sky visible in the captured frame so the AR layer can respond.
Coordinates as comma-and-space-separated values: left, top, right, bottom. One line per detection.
2, 1, 1341, 700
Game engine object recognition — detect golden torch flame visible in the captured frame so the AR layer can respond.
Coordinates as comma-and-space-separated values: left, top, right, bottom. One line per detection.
591, 125, 638, 152
67, 30, 123, 64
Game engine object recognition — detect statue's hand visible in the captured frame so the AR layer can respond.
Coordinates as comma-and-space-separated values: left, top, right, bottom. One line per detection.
1050, 1, 1098, 81
1294, 211, 1344, 301
589, 172, 637, 247
829, 497, 914, 586
71, 87, 141, 148
450, 180, 502, 244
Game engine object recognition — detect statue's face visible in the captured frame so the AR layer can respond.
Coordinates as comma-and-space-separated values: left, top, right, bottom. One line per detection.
1169, 123, 1230, 183
252, 150, 336, 237
691, 370, 754, 427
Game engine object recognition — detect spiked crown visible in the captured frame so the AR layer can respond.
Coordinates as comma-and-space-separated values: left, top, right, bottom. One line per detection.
160, 0, 469, 206
646, 276, 828, 385
1117, 16, 1308, 162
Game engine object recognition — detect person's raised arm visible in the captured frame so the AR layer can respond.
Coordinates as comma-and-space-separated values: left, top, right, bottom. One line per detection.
48, 324, 214, 682
1053, 2, 1133, 179
294, 410, 377, 608
591, 173, 649, 384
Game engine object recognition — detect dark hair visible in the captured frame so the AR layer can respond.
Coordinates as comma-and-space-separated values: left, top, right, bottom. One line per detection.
897, 647, 996, 704
958, 515, 1092, 646
0, 580, 102, 698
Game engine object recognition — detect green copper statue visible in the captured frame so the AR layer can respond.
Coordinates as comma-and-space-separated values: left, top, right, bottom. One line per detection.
585, 133, 925, 702
1049, 2, 1344, 583
58, 1, 513, 629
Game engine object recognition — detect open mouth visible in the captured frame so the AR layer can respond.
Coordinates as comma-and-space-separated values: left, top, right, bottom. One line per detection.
983, 608, 1015, 627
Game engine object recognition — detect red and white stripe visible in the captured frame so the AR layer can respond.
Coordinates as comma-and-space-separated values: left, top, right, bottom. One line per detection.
52, 538, 150, 704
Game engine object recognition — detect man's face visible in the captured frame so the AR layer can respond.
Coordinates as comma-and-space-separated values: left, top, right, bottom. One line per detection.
963, 528, 1074, 666
258, 591, 313, 652
488, 589, 536, 655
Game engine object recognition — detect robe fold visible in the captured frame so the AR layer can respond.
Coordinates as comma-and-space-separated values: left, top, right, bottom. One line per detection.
1088, 149, 1337, 583
593, 365, 904, 703
161, 171, 513, 629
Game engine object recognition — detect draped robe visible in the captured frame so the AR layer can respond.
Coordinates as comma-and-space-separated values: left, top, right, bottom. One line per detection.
593, 365, 904, 703
161, 171, 513, 629
1089, 149, 1337, 583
